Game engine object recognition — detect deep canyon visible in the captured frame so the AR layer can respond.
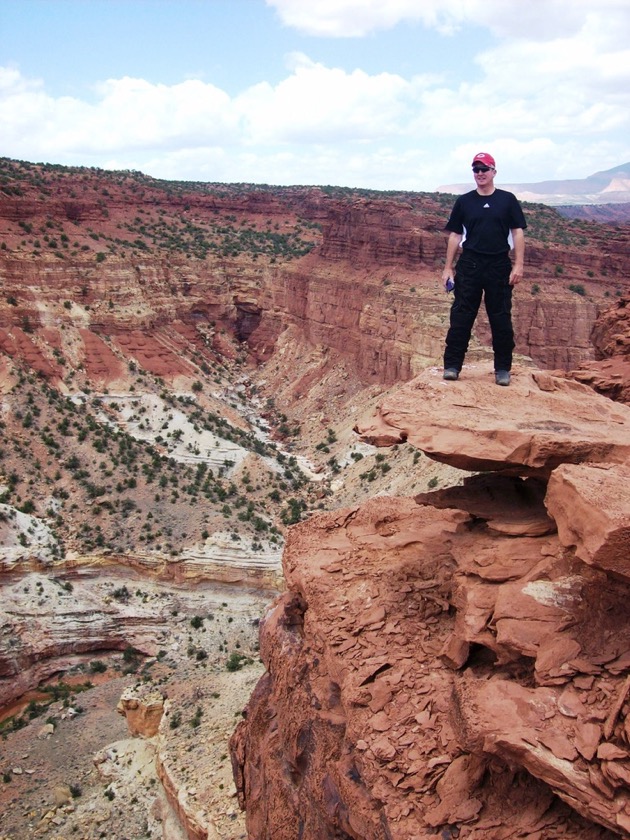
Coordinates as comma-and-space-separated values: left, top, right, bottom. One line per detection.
1, 157, 630, 839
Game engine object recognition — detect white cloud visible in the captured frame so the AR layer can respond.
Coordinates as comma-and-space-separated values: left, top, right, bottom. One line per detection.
91, 77, 237, 149
385, 2, 630, 182
1, 1, 629, 189
266, 0, 630, 42
235, 54, 420, 144
485, 2, 630, 44
266, 0, 460, 37
0, 59, 428, 157
0, 71, 239, 159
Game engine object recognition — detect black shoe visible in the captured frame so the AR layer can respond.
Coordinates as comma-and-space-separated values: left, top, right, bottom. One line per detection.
443, 368, 459, 381
495, 370, 511, 386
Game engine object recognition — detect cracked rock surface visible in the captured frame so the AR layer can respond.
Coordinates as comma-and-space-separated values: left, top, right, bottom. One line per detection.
232, 365, 630, 839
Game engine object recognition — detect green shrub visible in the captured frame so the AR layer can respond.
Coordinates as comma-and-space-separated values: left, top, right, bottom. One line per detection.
122, 645, 139, 663
226, 652, 247, 672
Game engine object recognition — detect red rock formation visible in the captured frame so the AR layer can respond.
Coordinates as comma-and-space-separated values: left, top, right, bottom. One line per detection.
231, 365, 630, 839
592, 297, 630, 360
355, 364, 630, 477
3, 160, 630, 837
0, 326, 62, 379
569, 297, 630, 403
2, 160, 630, 391
79, 328, 126, 384
546, 463, 630, 579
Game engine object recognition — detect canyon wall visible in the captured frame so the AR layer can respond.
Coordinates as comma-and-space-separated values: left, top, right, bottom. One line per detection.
2, 162, 630, 391
0, 245, 601, 387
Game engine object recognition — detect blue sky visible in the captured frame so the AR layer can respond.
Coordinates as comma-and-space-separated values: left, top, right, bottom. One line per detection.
1, 0, 629, 191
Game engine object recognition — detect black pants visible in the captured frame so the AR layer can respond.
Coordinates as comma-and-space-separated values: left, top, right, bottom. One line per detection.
443, 251, 514, 372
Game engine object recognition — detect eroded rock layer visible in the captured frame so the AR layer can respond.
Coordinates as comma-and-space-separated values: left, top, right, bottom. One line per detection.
232, 498, 629, 838
232, 366, 630, 839
2, 160, 630, 393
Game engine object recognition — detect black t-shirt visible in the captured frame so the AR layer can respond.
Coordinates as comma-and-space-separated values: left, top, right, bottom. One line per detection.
445, 188, 527, 256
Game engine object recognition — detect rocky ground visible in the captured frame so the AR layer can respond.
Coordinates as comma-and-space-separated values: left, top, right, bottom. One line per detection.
0, 578, 268, 840
0, 356, 465, 839
231, 363, 630, 839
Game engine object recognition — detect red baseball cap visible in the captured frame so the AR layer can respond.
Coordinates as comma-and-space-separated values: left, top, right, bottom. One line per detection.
472, 152, 496, 168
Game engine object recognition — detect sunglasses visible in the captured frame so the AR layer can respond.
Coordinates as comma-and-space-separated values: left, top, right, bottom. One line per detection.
472, 165, 492, 173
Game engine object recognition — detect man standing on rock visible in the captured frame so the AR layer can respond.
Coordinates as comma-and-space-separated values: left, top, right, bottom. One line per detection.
441, 152, 526, 386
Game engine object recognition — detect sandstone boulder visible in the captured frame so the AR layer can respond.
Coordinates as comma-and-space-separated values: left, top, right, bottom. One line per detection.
546, 463, 630, 580
117, 685, 165, 738
233, 362, 630, 838
569, 357, 630, 405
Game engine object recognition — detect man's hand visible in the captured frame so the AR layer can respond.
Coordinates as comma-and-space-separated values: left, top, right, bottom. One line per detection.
509, 265, 523, 286
442, 232, 462, 288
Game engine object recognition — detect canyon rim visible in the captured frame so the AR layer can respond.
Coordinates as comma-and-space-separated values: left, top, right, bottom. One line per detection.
0, 157, 629, 838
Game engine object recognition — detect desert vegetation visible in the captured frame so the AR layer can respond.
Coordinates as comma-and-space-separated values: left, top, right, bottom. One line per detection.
0, 157, 320, 262
0, 156, 618, 264
0, 368, 326, 558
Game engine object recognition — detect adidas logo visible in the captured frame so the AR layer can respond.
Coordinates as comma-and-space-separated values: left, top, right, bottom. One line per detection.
483, 203, 490, 208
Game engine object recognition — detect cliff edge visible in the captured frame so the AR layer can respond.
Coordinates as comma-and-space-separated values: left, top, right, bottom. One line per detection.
231, 363, 630, 839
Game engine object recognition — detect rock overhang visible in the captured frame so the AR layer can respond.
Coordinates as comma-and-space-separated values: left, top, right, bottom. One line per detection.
355, 363, 630, 479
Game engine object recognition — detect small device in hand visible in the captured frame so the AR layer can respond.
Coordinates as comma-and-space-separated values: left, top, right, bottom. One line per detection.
445, 277, 455, 293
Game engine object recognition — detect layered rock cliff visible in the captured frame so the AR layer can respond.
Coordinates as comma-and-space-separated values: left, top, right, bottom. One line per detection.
2, 158, 630, 390
569, 296, 630, 404
231, 364, 630, 839
1, 159, 630, 839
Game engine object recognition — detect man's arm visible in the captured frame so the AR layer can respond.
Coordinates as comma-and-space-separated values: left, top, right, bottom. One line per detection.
442, 231, 463, 284
509, 228, 525, 286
